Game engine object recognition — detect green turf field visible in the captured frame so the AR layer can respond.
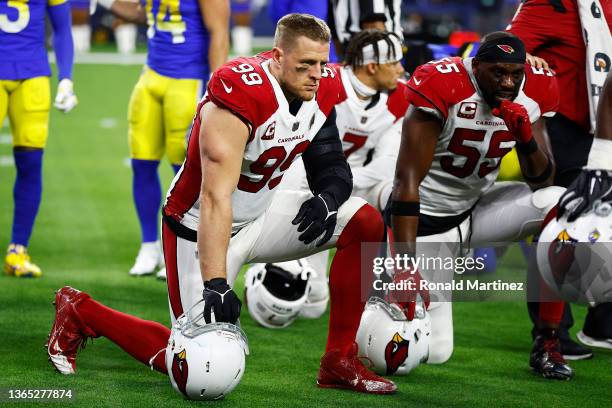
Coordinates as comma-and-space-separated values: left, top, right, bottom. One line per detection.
1, 64, 611, 407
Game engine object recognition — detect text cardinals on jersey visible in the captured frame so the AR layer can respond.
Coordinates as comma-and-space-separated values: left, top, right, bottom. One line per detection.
407, 56, 559, 217
164, 52, 343, 231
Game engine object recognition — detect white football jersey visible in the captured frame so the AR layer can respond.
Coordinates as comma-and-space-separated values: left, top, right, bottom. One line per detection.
407, 57, 559, 217
335, 66, 409, 191
164, 52, 342, 231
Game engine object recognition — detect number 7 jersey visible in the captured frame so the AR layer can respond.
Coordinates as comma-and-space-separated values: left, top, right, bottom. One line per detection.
407, 57, 559, 217
164, 53, 342, 231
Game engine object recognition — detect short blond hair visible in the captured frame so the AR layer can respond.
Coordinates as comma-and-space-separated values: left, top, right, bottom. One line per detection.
273, 13, 331, 49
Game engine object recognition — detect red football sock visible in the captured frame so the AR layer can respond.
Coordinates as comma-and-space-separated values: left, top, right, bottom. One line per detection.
537, 209, 564, 328
326, 204, 384, 354
539, 301, 565, 326
78, 298, 170, 373
538, 280, 565, 326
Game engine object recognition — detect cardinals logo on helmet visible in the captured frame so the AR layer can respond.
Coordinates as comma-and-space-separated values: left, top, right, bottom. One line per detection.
497, 45, 515, 54
384, 332, 409, 375
548, 230, 578, 286
171, 349, 189, 397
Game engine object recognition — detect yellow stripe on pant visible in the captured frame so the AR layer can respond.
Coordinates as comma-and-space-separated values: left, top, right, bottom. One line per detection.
128, 67, 201, 165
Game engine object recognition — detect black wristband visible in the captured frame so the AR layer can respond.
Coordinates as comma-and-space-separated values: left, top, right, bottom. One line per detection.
523, 157, 553, 183
390, 200, 420, 216
516, 138, 538, 155
204, 277, 228, 289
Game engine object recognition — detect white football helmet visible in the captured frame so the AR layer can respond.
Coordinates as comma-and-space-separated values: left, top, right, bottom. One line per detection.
537, 201, 612, 304
244, 261, 313, 329
165, 301, 249, 400
356, 297, 431, 375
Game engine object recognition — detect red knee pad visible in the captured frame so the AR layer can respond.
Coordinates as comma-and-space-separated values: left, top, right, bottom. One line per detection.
337, 204, 384, 248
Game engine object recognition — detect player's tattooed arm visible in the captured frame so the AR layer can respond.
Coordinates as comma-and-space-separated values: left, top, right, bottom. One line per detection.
201, 0, 230, 73
197, 103, 249, 282
391, 108, 440, 255
517, 117, 556, 189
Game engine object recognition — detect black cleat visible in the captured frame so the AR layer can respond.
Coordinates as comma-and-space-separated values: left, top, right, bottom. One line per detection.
561, 337, 593, 360
530, 329, 573, 380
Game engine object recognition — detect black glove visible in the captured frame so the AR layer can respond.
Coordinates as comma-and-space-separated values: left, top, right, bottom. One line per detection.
292, 193, 338, 247
202, 278, 241, 324
557, 169, 612, 222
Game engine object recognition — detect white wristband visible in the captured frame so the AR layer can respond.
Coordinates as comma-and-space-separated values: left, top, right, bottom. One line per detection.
586, 138, 612, 171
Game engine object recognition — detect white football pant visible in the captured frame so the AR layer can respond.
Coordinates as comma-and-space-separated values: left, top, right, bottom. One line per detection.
162, 189, 367, 326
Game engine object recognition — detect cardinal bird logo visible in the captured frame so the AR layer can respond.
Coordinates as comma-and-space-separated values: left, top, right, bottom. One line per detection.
384, 332, 409, 375
497, 45, 515, 54
548, 230, 578, 286
171, 349, 189, 397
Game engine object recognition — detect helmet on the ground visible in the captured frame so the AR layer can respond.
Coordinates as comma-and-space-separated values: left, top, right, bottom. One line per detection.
166, 301, 249, 400
537, 201, 612, 304
245, 261, 313, 328
356, 297, 431, 375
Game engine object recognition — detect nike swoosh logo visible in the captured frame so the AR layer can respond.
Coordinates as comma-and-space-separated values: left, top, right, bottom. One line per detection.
220, 79, 232, 93
413, 78, 422, 85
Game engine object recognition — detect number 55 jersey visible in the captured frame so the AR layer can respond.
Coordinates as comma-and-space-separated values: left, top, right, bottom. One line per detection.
407, 56, 559, 217
164, 53, 342, 231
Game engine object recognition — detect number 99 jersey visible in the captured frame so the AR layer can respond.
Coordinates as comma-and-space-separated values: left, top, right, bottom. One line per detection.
164, 52, 342, 231
143, 0, 210, 80
407, 56, 559, 217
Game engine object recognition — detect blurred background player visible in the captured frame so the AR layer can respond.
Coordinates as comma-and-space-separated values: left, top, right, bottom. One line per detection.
231, 0, 252, 56
70, 0, 92, 53
507, 0, 612, 358
269, 0, 328, 22
72, 0, 137, 54
1, 0, 78, 277
268, 0, 335, 60
93, 0, 230, 276
329, 0, 403, 59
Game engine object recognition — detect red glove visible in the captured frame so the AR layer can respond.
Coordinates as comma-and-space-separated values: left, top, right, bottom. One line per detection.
387, 268, 430, 321
492, 100, 532, 144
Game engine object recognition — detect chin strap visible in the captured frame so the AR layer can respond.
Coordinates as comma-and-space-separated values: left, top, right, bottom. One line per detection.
148, 347, 166, 371
345, 67, 378, 98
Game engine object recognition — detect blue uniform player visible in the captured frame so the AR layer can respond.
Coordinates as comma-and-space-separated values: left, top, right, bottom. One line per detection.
1, 0, 77, 277
92, 0, 229, 276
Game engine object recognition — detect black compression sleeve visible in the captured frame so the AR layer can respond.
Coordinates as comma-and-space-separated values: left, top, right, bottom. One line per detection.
302, 108, 353, 210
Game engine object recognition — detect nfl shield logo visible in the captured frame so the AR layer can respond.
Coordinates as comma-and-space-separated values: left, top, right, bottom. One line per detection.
361, 116, 368, 124
292, 122, 299, 131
